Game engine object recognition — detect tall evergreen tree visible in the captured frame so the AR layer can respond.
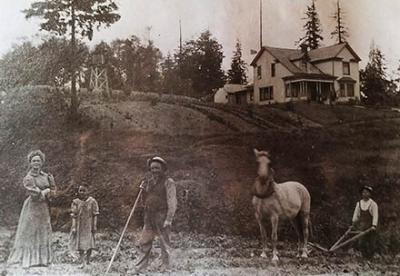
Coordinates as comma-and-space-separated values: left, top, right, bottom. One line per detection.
331, 0, 349, 43
24, 0, 120, 118
360, 43, 390, 105
297, 0, 324, 50
227, 40, 247, 85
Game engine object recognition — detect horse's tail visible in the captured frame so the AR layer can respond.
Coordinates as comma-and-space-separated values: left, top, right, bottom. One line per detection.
308, 218, 314, 240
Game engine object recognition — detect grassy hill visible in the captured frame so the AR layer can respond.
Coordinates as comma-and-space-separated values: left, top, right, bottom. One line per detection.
1, 86, 400, 256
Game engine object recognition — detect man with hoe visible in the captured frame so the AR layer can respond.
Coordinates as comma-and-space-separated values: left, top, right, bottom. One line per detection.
136, 156, 177, 271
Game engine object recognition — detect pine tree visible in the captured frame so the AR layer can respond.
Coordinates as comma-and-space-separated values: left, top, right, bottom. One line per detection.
360, 42, 390, 105
297, 0, 324, 50
331, 0, 349, 43
24, 0, 120, 118
227, 40, 247, 85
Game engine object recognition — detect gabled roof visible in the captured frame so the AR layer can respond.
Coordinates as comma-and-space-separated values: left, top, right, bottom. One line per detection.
250, 43, 361, 73
216, 84, 249, 94
307, 43, 361, 62
223, 84, 247, 93
263, 47, 304, 74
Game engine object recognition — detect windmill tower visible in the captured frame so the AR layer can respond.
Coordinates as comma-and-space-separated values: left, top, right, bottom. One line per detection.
89, 53, 110, 98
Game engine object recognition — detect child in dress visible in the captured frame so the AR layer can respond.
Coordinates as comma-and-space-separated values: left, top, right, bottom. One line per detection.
70, 185, 99, 266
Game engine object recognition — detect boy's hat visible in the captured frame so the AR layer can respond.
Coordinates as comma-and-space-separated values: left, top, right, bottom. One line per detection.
360, 185, 373, 193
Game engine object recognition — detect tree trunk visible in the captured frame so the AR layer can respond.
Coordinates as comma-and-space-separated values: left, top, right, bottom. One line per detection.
70, 2, 79, 119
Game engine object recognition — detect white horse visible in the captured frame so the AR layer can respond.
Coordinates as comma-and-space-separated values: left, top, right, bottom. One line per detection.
252, 149, 311, 261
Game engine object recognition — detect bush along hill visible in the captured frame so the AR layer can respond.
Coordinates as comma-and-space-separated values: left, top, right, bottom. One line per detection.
1, 86, 400, 257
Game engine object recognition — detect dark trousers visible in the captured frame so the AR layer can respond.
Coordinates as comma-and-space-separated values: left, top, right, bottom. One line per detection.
358, 231, 377, 259
137, 210, 170, 267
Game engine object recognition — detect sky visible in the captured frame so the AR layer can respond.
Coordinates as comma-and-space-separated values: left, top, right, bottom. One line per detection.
1, 0, 400, 77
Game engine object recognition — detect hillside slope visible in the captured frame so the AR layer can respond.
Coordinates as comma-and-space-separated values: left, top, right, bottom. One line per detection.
1, 87, 400, 257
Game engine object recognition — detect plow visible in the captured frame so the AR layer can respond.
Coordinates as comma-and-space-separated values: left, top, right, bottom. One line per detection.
309, 227, 374, 253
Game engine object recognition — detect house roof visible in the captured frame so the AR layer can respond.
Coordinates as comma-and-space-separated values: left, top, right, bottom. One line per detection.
217, 84, 249, 94
250, 43, 361, 73
264, 47, 304, 74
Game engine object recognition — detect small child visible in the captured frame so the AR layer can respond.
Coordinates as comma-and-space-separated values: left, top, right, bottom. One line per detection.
70, 185, 99, 267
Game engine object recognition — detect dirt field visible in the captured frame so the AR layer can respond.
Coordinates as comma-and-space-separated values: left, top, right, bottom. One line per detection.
1, 228, 399, 276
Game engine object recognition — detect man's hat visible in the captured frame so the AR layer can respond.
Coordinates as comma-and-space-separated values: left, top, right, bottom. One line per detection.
360, 185, 373, 193
147, 156, 167, 170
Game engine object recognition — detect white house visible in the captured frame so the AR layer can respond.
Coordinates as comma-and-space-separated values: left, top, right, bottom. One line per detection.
250, 43, 361, 105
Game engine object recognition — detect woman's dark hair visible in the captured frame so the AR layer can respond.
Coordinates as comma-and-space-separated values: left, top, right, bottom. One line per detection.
27, 150, 45, 164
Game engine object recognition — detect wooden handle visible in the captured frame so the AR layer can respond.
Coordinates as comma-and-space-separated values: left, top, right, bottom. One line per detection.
105, 189, 143, 274
329, 228, 373, 252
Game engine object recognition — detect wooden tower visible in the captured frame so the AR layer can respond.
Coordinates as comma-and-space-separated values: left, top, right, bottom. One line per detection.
89, 54, 110, 98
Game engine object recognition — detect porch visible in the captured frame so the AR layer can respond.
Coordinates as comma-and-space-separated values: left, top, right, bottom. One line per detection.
283, 74, 337, 103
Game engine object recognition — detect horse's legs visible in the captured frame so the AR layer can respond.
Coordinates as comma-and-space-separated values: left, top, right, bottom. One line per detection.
300, 212, 310, 258
255, 211, 268, 258
270, 215, 279, 261
292, 215, 304, 257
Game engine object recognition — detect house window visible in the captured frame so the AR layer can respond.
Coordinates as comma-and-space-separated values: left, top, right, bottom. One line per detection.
292, 83, 300, 97
271, 63, 276, 77
285, 84, 290, 97
339, 83, 346, 97
285, 83, 300, 98
260, 86, 273, 101
343, 62, 350, 75
347, 83, 355, 97
236, 94, 242, 105
257, 66, 262, 79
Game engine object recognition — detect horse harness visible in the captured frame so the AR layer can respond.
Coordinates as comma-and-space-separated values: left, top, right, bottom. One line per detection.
252, 177, 276, 199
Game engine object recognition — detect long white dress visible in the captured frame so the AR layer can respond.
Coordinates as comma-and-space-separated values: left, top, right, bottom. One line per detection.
7, 170, 56, 268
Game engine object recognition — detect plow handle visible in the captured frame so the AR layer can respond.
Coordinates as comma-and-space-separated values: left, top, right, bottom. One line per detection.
329, 227, 352, 251
329, 227, 374, 252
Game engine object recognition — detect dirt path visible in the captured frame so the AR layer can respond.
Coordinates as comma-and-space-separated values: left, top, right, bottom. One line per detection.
1, 230, 398, 276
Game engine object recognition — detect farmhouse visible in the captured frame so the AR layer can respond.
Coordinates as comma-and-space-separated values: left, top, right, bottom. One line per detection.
250, 43, 361, 105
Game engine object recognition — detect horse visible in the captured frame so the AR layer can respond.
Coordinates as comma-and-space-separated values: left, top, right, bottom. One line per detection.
252, 149, 311, 261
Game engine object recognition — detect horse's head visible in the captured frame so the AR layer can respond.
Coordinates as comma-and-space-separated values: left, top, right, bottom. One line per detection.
254, 148, 273, 182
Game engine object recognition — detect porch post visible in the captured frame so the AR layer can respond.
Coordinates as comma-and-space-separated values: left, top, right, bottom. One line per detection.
318, 82, 322, 102
305, 82, 308, 99
301, 82, 304, 97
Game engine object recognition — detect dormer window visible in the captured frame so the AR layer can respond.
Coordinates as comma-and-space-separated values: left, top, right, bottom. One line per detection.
343, 62, 350, 75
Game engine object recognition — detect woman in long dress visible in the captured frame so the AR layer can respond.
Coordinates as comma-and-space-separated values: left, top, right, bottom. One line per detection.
7, 150, 56, 268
